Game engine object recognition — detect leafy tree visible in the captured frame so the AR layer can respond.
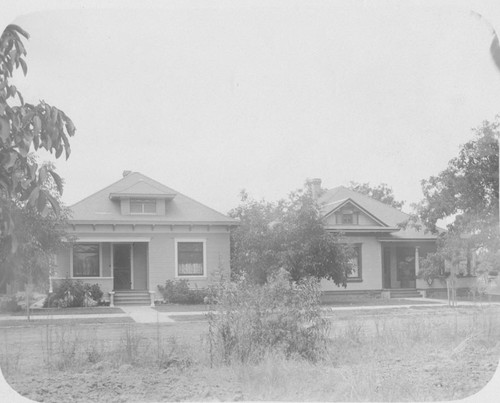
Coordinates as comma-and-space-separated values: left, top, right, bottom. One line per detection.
348, 181, 404, 209
229, 187, 353, 285
0, 24, 75, 247
414, 117, 499, 283
419, 117, 499, 250
0, 161, 70, 317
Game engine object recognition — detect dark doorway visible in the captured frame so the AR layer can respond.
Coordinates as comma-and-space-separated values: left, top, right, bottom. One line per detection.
113, 244, 131, 290
382, 247, 391, 288
396, 247, 416, 288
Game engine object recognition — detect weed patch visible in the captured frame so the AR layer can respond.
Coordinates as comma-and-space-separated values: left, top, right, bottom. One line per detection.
207, 270, 330, 364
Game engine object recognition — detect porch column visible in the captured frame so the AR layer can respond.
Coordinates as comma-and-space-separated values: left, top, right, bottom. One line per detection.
415, 246, 420, 274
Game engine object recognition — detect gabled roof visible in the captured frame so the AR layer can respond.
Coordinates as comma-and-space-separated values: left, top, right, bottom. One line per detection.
318, 186, 437, 240
323, 198, 393, 228
109, 180, 176, 200
70, 172, 238, 224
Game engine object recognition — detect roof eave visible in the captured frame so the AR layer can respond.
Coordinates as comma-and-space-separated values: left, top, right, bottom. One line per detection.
378, 237, 438, 242
322, 198, 390, 227
109, 193, 177, 200
325, 227, 399, 233
68, 219, 239, 226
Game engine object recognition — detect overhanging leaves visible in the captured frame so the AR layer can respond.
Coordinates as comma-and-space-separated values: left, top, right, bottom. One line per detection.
0, 24, 75, 241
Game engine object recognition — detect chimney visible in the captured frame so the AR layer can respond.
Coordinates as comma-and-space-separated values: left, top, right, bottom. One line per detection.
122, 170, 132, 177
308, 178, 322, 200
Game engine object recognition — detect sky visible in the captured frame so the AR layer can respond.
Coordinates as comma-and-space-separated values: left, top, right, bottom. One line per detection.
3, 0, 500, 215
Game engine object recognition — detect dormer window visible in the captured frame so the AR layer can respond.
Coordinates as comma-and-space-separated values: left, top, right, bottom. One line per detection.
342, 214, 354, 224
130, 199, 156, 214
335, 208, 359, 225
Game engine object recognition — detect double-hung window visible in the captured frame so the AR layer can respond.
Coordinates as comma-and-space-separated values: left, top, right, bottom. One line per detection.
342, 214, 354, 224
73, 244, 100, 277
347, 244, 362, 281
130, 199, 156, 214
176, 240, 205, 277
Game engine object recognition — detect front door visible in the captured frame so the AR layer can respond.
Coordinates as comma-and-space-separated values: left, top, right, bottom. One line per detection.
113, 244, 131, 290
382, 247, 391, 288
396, 247, 416, 288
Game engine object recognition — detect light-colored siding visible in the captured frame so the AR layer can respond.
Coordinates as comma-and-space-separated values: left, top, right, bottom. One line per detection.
321, 235, 382, 291
102, 243, 111, 277
120, 198, 130, 215
56, 248, 71, 277
148, 232, 230, 298
54, 226, 231, 298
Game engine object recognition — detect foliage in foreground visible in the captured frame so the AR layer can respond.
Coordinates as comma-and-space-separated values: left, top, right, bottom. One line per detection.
43, 278, 104, 308
229, 187, 353, 285
206, 270, 330, 364
0, 24, 75, 243
0, 186, 70, 292
2, 306, 499, 402
157, 279, 208, 304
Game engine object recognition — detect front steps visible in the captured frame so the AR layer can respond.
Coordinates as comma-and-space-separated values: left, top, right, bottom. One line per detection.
113, 290, 151, 306
386, 288, 422, 298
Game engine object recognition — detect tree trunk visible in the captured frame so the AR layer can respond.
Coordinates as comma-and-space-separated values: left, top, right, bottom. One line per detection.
26, 270, 32, 321
25, 282, 30, 321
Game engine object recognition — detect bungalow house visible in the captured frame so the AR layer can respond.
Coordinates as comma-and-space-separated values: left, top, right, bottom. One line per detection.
309, 179, 440, 298
53, 171, 238, 306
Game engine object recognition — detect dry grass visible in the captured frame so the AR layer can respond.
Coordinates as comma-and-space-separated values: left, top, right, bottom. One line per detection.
1, 305, 499, 402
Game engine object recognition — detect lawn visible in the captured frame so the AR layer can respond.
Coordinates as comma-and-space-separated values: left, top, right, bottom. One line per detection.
154, 296, 441, 314
9, 307, 124, 316
321, 295, 441, 306
1, 305, 499, 402
153, 304, 208, 312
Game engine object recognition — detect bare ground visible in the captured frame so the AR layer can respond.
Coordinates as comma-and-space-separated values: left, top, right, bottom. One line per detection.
1, 305, 500, 402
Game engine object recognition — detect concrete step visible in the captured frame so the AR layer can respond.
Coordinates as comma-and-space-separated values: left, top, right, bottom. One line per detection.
389, 289, 422, 298
114, 291, 151, 306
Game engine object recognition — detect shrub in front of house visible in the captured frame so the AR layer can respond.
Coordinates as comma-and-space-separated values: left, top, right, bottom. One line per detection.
43, 279, 104, 308
206, 269, 330, 365
0, 295, 22, 313
157, 279, 208, 304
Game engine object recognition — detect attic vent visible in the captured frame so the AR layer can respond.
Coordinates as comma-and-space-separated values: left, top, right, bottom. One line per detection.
122, 170, 132, 177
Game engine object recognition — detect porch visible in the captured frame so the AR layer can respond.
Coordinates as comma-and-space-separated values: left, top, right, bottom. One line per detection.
380, 240, 437, 290
54, 240, 152, 305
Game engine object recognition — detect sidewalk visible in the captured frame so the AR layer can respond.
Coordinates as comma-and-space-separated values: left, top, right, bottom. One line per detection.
120, 306, 175, 323
1, 298, 499, 324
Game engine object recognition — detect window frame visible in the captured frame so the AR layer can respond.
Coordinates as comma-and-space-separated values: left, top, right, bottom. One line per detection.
174, 239, 207, 278
346, 243, 363, 282
342, 213, 354, 224
130, 199, 157, 215
71, 243, 102, 278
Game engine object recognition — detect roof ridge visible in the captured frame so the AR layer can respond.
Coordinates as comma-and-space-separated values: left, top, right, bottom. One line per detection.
318, 185, 342, 203
116, 178, 174, 194
70, 171, 238, 223
323, 197, 390, 227
168, 188, 238, 222
339, 185, 411, 218
131, 174, 236, 221
69, 172, 141, 209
